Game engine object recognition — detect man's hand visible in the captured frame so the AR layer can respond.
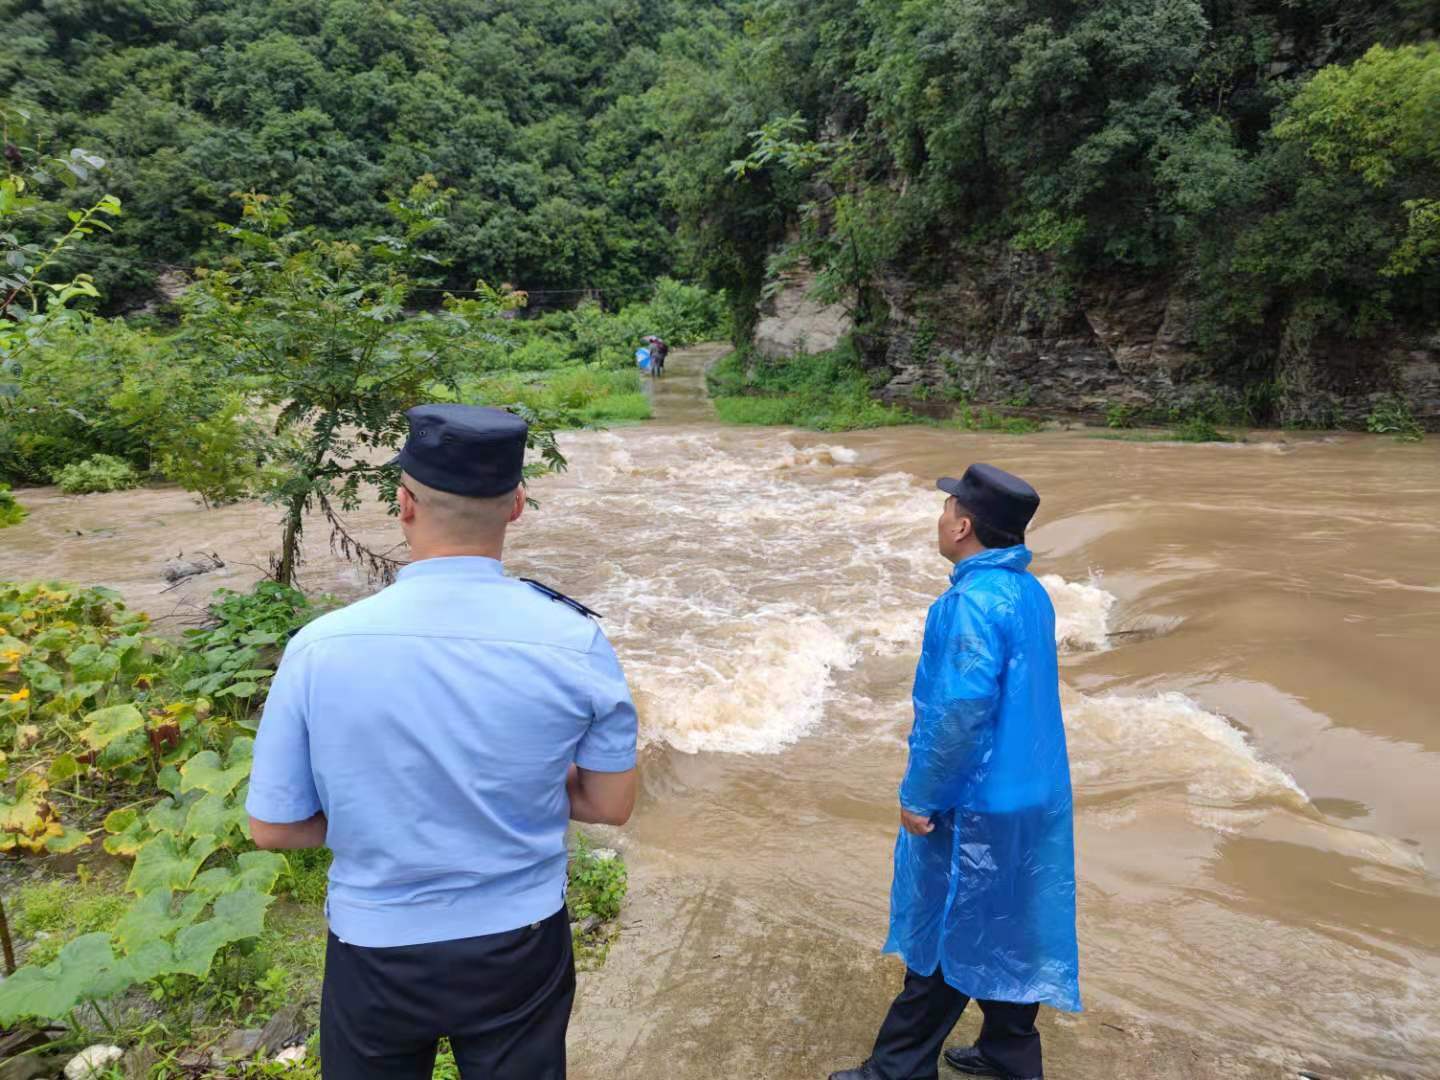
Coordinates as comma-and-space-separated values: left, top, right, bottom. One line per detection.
900, 808, 935, 836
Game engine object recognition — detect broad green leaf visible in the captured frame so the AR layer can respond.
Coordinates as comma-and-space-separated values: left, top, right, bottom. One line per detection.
104, 807, 138, 834
63, 641, 99, 667
79, 703, 144, 750
97, 728, 148, 770
126, 833, 220, 895
0, 932, 131, 1024
30, 627, 73, 650
112, 889, 183, 950
48, 752, 81, 782
180, 745, 252, 797
103, 818, 146, 857
234, 849, 287, 894
170, 888, 273, 978
38, 679, 104, 717
215, 681, 258, 698
146, 794, 194, 836
19, 658, 61, 695
123, 936, 179, 986
184, 790, 247, 842
44, 825, 90, 854
157, 763, 183, 797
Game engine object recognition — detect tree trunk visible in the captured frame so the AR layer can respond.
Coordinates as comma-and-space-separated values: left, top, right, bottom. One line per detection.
273, 490, 307, 587
0, 895, 15, 975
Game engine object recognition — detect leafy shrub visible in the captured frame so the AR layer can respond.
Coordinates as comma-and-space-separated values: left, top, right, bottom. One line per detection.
0, 484, 24, 528
175, 582, 324, 717
0, 318, 240, 487
946, 405, 1043, 434
1366, 396, 1425, 442
0, 579, 295, 1027
1105, 403, 1139, 429
708, 341, 912, 431
569, 839, 627, 923
53, 453, 142, 493
635, 278, 732, 344
1170, 416, 1230, 443
457, 367, 651, 427
157, 394, 270, 506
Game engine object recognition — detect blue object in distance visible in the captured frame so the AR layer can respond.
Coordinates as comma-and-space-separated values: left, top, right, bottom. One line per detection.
636, 347, 652, 370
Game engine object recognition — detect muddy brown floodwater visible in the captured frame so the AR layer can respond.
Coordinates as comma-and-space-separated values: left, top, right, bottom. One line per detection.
4, 345, 1439, 1079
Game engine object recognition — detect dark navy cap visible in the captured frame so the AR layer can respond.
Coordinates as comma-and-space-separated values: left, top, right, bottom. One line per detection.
937, 463, 1040, 541
390, 404, 528, 497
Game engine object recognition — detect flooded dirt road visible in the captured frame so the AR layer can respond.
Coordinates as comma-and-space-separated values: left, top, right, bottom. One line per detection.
5, 345, 1439, 1077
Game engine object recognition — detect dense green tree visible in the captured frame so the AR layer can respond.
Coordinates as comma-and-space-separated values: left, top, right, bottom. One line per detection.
0, 0, 707, 304
658, 0, 1439, 390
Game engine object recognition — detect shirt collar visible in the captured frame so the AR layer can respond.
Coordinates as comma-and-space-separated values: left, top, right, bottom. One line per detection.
949, 544, 1033, 585
396, 555, 505, 582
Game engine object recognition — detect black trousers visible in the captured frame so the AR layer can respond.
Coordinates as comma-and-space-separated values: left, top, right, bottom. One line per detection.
320, 906, 575, 1079
868, 966, 1043, 1080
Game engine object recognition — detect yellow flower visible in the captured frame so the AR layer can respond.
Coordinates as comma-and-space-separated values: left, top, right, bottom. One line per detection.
6, 687, 29, 702
1, 649, 19, 663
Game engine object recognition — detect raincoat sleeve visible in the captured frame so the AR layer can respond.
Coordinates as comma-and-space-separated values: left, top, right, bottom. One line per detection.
898, 591, 1003, 815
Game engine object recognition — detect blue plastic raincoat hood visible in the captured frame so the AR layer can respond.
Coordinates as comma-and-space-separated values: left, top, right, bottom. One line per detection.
884, 544, 1082, 1011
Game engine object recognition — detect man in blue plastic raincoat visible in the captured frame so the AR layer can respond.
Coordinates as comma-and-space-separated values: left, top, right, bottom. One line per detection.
832, 463, 1080, 1080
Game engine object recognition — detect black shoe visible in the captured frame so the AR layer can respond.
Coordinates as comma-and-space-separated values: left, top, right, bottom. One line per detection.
942, 1045, 1039, 1080
829, 1064, 883, 1080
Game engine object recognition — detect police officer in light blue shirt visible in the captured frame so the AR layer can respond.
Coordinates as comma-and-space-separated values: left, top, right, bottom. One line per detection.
246, 404, 639, 1080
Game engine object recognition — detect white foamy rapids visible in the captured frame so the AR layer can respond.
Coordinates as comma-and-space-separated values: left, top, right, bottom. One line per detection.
524, 428, 1120, 756
634, 616, 859, 754
1039, 573, 1116, 651
1066, 689, 1308, 808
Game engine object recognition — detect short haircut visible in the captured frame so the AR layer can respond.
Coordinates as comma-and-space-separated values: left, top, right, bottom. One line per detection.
956, 503, 1023, 549
401, 471, 519, 538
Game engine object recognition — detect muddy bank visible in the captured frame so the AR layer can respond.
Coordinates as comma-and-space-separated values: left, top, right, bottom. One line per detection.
570, 859, 1329, 1080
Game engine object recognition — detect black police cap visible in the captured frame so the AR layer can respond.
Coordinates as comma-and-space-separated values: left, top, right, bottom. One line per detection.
937, 463, 1040, 541
390, 404, 528, 497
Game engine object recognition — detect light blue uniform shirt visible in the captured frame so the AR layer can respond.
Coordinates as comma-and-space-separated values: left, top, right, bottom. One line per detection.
245, 556, 638, 948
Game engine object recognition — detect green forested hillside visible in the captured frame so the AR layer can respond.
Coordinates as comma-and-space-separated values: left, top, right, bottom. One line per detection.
1, 0, 739, 303
658, 0, 1439, 365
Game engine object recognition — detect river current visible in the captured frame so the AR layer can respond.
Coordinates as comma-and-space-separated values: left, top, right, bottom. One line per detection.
5, 346, 1439, 1076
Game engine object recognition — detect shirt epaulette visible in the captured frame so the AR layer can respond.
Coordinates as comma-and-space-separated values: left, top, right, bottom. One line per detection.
520, 578, 603, 620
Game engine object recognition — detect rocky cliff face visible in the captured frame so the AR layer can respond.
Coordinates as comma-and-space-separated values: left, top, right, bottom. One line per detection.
752, 270, 852, 360
754, 254, 1440, 429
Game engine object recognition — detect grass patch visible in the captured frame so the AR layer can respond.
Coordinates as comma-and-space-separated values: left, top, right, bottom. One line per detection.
939, 405, 1044, 435
283, 848, 333, 905
707, 342, 912, 432
578, 393, 651, 424
11, 871, 130, 966
453, 366, 652, 427
1088, 421, 1235, 443
255, 898, 329, 1010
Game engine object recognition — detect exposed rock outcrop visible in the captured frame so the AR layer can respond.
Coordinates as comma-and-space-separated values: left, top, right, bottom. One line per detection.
758, 252, 1440, 429
752, 269, 852, 360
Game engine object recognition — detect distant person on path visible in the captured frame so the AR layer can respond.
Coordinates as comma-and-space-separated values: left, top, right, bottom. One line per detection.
644, 334, 668, 377
831, 464, 1080, 1080
246, 404, 639, 1080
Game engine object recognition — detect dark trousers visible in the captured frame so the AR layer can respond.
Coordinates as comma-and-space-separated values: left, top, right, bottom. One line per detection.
320, 906, 575, 1079
868, 966, 1043, 1080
